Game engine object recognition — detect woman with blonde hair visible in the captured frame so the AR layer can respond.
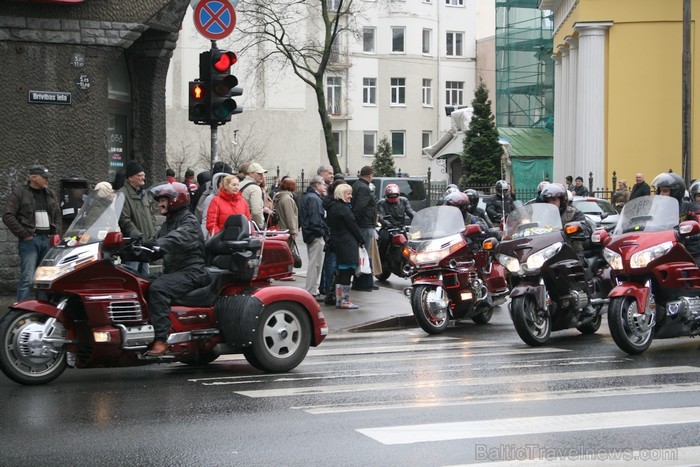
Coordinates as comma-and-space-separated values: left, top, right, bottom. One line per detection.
612, 179, 630, 213
325, 183, 364, 309
206, 174, 251, 237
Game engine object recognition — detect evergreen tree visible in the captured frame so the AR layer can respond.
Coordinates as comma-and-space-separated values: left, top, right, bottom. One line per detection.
459, 81, 502, 187
373, 136, 396, 177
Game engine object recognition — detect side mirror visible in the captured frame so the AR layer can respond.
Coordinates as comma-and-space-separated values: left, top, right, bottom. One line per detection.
464, 224, 482, 237
102, 231, 124, 249
483, 237, 499, 252
600, 211, 609, 220
591, 229, 610, 245
679, 220, 700, 237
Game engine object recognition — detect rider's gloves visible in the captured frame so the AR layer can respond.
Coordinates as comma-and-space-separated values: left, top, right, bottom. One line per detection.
129, 230, 143, 242
142, 239, 159, 251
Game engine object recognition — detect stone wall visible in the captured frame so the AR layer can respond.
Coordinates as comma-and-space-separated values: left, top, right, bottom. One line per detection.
0, 1, 189, 294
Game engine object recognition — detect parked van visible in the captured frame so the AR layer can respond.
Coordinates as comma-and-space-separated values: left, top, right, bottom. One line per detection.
344, 177, 429, 212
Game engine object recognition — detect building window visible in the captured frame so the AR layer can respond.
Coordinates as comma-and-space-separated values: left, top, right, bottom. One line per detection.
391, 78, 406, 105
363, 132, 377, 156
445, 81, 464, 106
391, 131, 405, 156
422, 79, 432, 106
422, 131, 431, 150
327, 77, 342, 114
446, 32, 464, 56
363, 27, 375, 53
392, 27, 405, 53
422, 29, 431, 54
445, 0, 463, 6
332, 131, 342, 157
363, 78, 377, 105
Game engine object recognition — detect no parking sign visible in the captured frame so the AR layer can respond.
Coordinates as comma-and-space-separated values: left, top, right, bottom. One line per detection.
194, 0, 236, 41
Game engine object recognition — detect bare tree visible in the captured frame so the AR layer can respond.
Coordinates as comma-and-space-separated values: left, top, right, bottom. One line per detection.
167, 137, 199, 181
235, 0, 363, 174
196, 124, 272, 173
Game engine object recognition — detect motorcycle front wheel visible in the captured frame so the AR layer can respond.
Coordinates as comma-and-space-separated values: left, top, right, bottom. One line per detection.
608, 297, 653, 354
471, 305, 494, 324
0, 310, 68, 385
243, 301, 311, 372
512, 295, 551, 346
411, 285, 450, 334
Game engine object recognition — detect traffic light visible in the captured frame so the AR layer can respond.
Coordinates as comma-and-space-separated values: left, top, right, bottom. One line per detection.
188, 81, 209, 123
200, 48, 242, 124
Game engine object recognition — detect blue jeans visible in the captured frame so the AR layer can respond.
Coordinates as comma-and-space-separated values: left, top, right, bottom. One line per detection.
17, 235, 50, 302
123, 261, 150, 275
319, 250, 337, 295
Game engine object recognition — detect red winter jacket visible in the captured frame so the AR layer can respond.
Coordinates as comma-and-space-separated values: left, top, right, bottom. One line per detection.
206, 189, 251, 236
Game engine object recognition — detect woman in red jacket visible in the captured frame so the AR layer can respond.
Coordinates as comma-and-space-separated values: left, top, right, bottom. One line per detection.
206, 174, 251, 237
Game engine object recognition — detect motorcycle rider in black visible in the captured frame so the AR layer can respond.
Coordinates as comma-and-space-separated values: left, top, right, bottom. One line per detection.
144, 182, 209, 356
377, 184, 415, 256
444, 192, 490, 232
464, 188, 493, 229
539, 183, 590, 253
653, 172, 700, 266
485, 180, 515, 225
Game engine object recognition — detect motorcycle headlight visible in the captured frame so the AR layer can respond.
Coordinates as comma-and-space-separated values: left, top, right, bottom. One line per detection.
497, 254, 520, 273
603, 248, 623, 270
630, 241, 673, 269
525, 242, 562, 271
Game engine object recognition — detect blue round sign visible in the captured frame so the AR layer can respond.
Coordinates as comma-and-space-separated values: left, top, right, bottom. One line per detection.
194, 0, 236, 40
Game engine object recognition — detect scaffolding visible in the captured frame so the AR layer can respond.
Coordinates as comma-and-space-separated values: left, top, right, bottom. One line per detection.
495, 0, 554, 129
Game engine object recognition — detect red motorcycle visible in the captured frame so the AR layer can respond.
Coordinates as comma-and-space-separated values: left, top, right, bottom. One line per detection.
594, 195, 700, 354
0, 190, 327, 385
403, 206, 509, 334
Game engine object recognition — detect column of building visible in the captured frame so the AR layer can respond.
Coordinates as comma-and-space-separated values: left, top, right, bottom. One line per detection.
574, 22, 612, 191
565, 35, 578, 179
558, 43, 571, 179
552, 53, 563, 182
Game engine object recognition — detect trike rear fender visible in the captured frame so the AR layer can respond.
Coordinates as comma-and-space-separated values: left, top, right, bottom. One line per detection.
245, 285, 327, 346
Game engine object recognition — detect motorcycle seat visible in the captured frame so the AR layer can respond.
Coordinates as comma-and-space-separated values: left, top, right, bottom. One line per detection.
172, 269, 233, 307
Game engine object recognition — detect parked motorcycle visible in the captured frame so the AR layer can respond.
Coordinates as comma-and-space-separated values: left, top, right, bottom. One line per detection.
375, 223, 410, 281
403, 206, 508, 334
485, 203, 602, 346
0, 190, 328, 385
594, 195, 700, 354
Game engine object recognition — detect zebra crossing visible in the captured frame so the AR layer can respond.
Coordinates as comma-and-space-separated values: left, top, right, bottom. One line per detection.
189, 330, 700, 464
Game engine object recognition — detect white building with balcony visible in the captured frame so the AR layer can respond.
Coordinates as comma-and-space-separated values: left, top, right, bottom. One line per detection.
166, 1, 480, 179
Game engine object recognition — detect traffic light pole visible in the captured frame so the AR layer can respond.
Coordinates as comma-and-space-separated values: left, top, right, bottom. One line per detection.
211, 124, 219, 169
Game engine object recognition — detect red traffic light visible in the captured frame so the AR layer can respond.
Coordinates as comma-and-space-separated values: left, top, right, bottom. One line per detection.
213, 51, 237, 72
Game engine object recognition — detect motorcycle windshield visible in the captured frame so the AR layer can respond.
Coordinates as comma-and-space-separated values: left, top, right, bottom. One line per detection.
407, 206, 465, 240
612, 195, 679, 235
63, 191, 125, 245
504, 203, 563, 240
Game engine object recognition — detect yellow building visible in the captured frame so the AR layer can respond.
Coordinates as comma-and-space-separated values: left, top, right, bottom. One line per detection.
540, 0, 698, 191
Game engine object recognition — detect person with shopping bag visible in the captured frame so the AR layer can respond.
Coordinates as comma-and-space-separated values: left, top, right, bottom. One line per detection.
325, 183, 364, 309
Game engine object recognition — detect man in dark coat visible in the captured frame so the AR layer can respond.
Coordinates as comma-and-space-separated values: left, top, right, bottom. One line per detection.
299, 176, 328, 298
351, 165, 378, 291
2, 165, 61, 301
118, 160, 156, 274
143, 182, 208, 356
572, 176, 590, 196
629, 173, 651, 200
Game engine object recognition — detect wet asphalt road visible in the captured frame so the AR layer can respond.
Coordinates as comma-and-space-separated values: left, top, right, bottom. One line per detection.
2, 304, 700, 466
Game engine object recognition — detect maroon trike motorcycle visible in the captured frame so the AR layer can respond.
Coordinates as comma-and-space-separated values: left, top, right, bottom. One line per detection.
403, 206, 509, 334
594, 195, 700, 354
0, 190, 327, 385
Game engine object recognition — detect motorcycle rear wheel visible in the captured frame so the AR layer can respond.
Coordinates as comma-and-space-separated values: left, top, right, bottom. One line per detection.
375, 264, 392, 282
0, 310, 67, 385
608, 297, 653, 354
411, 285, 450, 334
471, 305, 494, 324
243, 301, 311, 372
576, 313, 602, 335
512, 295, 551, 346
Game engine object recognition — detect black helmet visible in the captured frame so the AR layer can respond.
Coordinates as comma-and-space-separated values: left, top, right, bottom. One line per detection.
495, 180, 510, 197
444, 192, 470, 213
540, 183, 568, 213
652, 172, 685, 203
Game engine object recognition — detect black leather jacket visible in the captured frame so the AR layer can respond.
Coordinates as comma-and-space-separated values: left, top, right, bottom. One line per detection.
377, 197, 415, 228
153, 208, 206, 274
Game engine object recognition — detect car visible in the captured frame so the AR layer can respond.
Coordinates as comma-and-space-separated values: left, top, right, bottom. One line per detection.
571, 196, 619, 231
344, 177, 428, 212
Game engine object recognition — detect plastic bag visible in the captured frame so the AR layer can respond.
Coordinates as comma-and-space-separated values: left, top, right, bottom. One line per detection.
357, 246, 371, 275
